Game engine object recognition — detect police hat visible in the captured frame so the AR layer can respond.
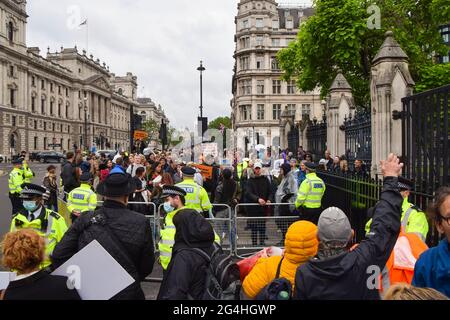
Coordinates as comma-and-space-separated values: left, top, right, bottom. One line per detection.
96, 171, 135, 197
160, 185, 187, 199
304, 162, 317, 171
12, 158, 23, 165
181, 166, 196, 176
80, 172, 93, 182
398, 176, 414, 191
20, 183, 47, 199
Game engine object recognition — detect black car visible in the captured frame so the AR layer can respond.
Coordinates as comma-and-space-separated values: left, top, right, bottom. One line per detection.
36, 151, 66, 163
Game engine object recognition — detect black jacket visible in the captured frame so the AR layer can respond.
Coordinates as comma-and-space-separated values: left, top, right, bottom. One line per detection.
61, 161, 80, 193
245, 175, 273, 217
294, 177, 402, 300
4, 270, 81, 300
51, 200, 155, 300
157, 210, 215, 300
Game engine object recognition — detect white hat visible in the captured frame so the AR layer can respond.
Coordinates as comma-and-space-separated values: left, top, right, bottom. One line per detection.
254, 162, 263, 169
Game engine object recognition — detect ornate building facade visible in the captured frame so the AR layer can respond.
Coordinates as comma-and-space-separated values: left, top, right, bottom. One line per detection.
231, 0, 323, 153
0, 0, 143, 156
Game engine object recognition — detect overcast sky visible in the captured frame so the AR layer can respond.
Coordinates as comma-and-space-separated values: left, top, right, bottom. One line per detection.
27, 0, 312, 129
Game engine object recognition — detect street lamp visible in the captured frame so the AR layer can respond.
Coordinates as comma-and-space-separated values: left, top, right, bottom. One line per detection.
84, 97, 88, 152
197, 60, 206, 119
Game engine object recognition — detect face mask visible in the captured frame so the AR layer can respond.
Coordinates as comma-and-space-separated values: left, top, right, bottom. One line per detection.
23, 200, 38, 212
164, 202, 175, 213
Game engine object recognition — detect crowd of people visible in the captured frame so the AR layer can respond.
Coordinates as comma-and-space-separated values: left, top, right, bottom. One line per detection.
1, 147, 449, 301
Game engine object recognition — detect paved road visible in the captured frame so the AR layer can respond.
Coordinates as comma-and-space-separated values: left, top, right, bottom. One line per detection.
0, 162, 162, 299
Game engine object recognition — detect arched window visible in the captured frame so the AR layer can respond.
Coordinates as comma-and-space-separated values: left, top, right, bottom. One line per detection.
118, 88, 123, 95
8, 21, 14, 42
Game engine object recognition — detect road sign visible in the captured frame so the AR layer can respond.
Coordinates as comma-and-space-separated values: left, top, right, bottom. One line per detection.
134, 130, 148, 141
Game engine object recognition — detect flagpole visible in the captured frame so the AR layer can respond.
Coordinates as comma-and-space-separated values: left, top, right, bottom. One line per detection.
86, 20, 89, 55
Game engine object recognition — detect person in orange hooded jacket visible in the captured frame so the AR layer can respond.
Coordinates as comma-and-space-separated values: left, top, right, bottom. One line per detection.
242, 220, 318, 299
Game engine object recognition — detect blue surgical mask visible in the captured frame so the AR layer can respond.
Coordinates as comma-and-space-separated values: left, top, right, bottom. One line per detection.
23, 200, 38, 212
163, 202, 175, 213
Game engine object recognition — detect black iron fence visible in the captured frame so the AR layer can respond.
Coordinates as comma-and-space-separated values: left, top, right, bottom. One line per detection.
341, 110, 372, 169
306, 116, 327, 161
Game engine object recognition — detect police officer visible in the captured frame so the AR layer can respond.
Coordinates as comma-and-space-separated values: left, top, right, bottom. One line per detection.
67, 172, 97, 223
365, 176, 429, 241
295, 162, 326, 225
20, 153, 35, 183
8, 158, 25, 215
176, 166, 212, 218
10, 183, 68, 269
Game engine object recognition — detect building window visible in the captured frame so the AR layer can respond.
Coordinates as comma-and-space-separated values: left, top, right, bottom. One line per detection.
241, 105, 252, 121
240, 56, 250, 70
256, 55, 264, 69
78, 91, 82, 99
10, 89, 15, 106
58, 86, 61, 95
8, 21, 14, 42
256, 18, 264, 29
50, 101, 54, 115
257, 80, 265, 94
41, 99, 45, 114
240, 37, 250, 49
12, 116, 16, 127
287, 80, 296, 94
44, 137, 47, 149
302, 104, 311, 118
240, 79, 252, 95
286, 19, 294, 29
118, 88, 123, 95
273, 104, 281, 120
272, 80, 281, 94
66, 104, 69, 118
44, 122, 47, 131
257, 104, 265, 120
9, 65, 14, 77
272, 20, 279, 30
242, 19, 249, 30
256, 35, 264, 47
271, 57, 280, 70
58, 103, 61, 116
66, 88, 69, 97
52, 123, 55, 132
34, 137, 38, 150
287, 104, 297, 116
31, 76, 36, 87
272, 38, 280, 47
31, 97, 36, 112
50, 83, 54, 92
34, 120, 37, 130
41, 80, 45, 90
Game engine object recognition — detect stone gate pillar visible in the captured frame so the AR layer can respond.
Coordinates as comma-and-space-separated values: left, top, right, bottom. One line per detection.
371, 31, 415, 175
326, 70, 355, 157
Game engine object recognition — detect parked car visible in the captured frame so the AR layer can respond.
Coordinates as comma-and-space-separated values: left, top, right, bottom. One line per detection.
36, 151, 66, 163
0, 154, 6, 163
95, 150, 117, 159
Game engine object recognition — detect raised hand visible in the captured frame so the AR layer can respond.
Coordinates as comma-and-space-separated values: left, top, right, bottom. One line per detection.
380, 153, 404, 177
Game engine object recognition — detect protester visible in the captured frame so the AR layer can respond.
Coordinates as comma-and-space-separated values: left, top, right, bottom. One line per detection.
126, 154, 145, 177
43, 165, 58, 212
100, 159, 114, 182
157, 210, 215, 300
353, 159, 368, 178
245, 162, 273, 246
214, 168, 240, 239
274, 163, 298, 243
318, 159, 327, 171
298, 160, 307, 186
384, 283, 449, 300
242, 221, 318, 299
60, 151, 80, 195
1, 229, 80, 300
51, 170, 155, 300
294, 153, 404, 300
412, 186, 450, 298
324, 150, 333, 171
340, 159, 349, 175
330, 156, 341, 174
114, 157, 126, 173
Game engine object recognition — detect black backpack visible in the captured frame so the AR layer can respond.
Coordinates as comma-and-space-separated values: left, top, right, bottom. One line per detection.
185, 243, 241, 300
255, 257, 292, 300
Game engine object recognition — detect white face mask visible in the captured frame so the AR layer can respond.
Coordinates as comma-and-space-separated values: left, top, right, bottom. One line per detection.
23, 200, 38, 212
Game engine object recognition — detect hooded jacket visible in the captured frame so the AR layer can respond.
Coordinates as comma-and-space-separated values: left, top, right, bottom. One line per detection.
242, 221, 318, 299
294, 177, 403, 300
157, 210, 215, 300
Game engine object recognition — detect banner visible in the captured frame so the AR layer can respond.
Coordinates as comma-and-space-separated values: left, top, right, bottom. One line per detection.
193, 164, 213, 180
134, 130, 148, 141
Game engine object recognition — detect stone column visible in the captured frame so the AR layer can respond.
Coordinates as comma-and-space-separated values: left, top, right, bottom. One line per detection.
326, 70, 354, 157
371, 31, 415, 175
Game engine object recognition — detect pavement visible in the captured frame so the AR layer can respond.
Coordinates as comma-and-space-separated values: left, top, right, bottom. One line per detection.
0, 162, 162, 299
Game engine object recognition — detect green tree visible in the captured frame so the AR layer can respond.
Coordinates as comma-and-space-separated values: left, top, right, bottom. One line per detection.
278, 0, 449, 107
208, 116, 232, 130
141, 119, 161, 144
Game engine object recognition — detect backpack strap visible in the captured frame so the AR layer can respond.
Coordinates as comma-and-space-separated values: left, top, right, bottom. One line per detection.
275, 257, 285, 279
176, 247, 211, 263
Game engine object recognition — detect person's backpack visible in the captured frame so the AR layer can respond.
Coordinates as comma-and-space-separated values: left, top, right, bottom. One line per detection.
255, 257, 292, 300
186, 243, 241, 300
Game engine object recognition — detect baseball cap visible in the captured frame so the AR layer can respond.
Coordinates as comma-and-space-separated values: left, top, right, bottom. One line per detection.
318, 207, 352, 245
254, 162, 262, 169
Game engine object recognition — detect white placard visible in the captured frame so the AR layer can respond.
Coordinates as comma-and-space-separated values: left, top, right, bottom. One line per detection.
52, 240, 135, 300
0, 272, 16, 290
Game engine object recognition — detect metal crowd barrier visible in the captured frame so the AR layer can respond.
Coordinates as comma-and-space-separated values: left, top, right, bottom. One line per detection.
234, 203, 299, 259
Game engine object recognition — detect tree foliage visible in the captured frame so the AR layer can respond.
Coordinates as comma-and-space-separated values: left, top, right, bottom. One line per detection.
278, 0, 449, 107
208, 116, 232, 130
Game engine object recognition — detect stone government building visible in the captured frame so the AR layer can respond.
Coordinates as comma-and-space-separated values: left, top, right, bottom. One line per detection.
231, 0, 324, 154
0, 0, 168, 158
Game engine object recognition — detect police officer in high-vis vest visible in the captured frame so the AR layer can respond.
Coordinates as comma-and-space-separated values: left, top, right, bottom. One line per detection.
67, 172, 97, 223
8, 158, 25, 215
10, 183, 68, 269
365, 176, 429, 241
176, 166, 212, 218
295, 162, 326, 225
20, 156, 35, 184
